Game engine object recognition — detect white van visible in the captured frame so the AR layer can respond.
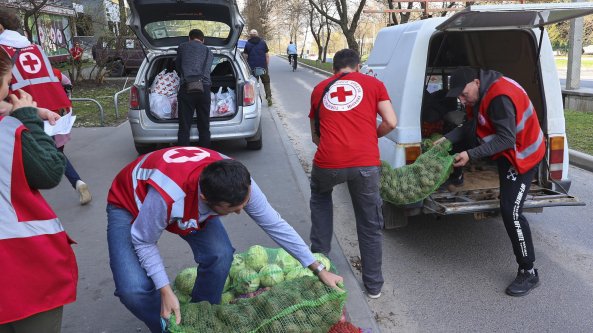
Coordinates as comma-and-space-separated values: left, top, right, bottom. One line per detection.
365, 3, 593, 228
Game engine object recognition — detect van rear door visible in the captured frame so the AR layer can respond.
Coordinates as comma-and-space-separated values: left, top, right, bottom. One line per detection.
426, 3, 593, 215
435, 2, 593, 31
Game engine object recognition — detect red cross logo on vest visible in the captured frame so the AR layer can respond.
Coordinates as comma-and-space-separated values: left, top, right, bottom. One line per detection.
323, 80, 364, 112
19, 52, 42, 74
163, 147, 211, 163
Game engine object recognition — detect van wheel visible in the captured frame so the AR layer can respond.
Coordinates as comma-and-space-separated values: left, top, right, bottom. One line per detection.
135, 143, 156, 155
246, 123, 263, 150
382, 201, 408, 229
110, 60, 125, 77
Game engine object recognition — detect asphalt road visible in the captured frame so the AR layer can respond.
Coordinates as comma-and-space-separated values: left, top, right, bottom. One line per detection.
268, 56, 593, 332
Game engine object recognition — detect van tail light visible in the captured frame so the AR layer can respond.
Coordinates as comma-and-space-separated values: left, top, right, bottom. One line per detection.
405, 144, 422, 165
243, 81, 255, 106
548, 136, 564, 180
130, 85, 140, 110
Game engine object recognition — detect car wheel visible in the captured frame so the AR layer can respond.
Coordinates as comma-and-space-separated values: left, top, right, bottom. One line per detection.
245, 123, 263, 150
110, 60, 125, 77
135, 143, 156, 155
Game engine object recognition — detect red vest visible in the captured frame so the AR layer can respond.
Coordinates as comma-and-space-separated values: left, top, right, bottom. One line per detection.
0, 116, 78, 324
0, 44, 72, 111
107, 147, 225, 236
467, 77, 545, 174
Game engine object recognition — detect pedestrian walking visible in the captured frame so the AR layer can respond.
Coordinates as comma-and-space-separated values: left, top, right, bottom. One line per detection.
243, 29, 272, 106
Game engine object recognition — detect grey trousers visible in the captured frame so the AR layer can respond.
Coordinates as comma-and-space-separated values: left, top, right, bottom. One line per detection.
309, 165, 384, 294
0, 306, 63, 333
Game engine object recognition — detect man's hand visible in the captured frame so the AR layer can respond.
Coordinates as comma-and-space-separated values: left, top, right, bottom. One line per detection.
160, 285, 181, 325
453, 151, 470, 167
37, 107, 61, 125
317, 270, 345, 292
312, 133, 320, 146
7, 89, 37, 111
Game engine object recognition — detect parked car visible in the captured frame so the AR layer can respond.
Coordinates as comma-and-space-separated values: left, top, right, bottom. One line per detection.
364, 3, 593, 228
93, 36, 145, 76
127, 0, 262, 154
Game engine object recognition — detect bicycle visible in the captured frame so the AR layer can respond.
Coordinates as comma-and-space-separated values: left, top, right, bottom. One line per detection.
289, 54, 297, 71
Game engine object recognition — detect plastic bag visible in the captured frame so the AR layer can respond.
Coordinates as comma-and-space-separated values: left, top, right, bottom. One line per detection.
151, 69, 180, 96
214, 87, 236, 117
209, 92, 217, 117
150, 92, 173, 119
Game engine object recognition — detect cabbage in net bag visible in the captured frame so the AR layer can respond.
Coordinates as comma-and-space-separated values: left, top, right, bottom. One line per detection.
380, 139, 454, 205
170, 246, 347, 333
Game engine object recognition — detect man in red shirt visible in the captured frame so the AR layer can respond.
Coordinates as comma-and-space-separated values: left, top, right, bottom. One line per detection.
308, 48, 397, 299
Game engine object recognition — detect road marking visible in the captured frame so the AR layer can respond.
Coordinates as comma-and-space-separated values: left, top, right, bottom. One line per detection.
294, 77, 315, 92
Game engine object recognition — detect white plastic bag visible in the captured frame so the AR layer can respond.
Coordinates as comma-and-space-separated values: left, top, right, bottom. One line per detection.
209, 92, 217, 117
150, 92, 173, 119
214, 87, 235, 117
151, 69, 180, 96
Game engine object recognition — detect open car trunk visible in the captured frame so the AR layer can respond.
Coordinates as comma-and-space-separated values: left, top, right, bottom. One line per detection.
418, 28, 583, 215
143, 54, 240, 122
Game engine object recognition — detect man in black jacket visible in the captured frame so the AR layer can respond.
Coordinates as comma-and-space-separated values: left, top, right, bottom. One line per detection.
176, 29, 214, 148
243, 29, 272, 106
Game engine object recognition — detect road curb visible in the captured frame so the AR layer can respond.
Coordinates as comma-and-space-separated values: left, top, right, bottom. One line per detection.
266, 100, 381, 333
569, 149, 593, 173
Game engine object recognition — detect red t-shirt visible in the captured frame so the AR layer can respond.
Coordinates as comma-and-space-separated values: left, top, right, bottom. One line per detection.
308, 72, 391, 168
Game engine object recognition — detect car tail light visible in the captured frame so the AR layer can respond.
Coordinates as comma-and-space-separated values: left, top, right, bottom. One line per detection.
405, 144, 422, 165
130, 85, 139, 109
243, 81, 255, 106
549, 136, 564, 180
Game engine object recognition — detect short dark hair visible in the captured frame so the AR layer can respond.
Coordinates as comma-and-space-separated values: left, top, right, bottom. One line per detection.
199, 159, 252, 206
0, 8, 21, 31
189, 29, 205, 41
333, 48, 360, 71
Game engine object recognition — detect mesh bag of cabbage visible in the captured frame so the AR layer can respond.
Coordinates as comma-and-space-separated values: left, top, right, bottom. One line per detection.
380, 139, 454, 205
170, 246, 346, 332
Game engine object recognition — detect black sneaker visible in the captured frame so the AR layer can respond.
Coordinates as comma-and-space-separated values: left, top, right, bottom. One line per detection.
505, 269, 539, 297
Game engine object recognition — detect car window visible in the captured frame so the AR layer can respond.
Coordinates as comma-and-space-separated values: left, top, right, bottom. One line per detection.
145, 20, 231, 40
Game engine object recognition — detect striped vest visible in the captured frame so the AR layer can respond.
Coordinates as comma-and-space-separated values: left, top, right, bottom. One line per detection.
107, 147, 225, 236
1, 44, 71, 111
468, 77, 545, 174
0, 116, 77, 324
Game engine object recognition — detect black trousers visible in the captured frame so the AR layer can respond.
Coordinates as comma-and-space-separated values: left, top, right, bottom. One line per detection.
497, 157, 537, 270
177, 85, 211, 148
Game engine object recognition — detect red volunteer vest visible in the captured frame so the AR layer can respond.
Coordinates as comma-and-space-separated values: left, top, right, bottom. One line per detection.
467, 77, 545, 174
0, 44, 71, 111
107, 147, 225, 235
0, 116, 78, 324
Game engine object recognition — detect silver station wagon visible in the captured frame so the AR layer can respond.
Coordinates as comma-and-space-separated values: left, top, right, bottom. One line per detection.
127, 0, 262, 154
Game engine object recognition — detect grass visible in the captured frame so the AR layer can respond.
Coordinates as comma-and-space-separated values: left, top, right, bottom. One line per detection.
555, 55, 593, 69
565, 109, 593, 155
298, 58, 334, 73
70, 79, 132, 127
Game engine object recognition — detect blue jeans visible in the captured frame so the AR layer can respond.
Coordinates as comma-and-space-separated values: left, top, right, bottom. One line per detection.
106, 204, 234, 333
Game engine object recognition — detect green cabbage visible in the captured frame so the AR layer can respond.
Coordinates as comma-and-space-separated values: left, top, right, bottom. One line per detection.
174, 267, 197, 296
275, 249, 301, 271
259, 264, 285, 287
284, 268, 314, 281
234, 268, 260, 294
220, 292, 234, 304
229, 254, 246, 280
244, 245, 269, 271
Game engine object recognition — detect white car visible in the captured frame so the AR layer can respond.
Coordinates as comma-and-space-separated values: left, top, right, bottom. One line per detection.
127, 0, 262, 154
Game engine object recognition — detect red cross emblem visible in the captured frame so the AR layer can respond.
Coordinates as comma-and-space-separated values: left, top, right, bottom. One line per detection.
20, 52, 42, 74
163, 147, 210, 163
330, 86, 353, 102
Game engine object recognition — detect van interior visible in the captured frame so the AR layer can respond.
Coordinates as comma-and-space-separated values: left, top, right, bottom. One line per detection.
143, 54, 240, 121
421, 29, 547, 202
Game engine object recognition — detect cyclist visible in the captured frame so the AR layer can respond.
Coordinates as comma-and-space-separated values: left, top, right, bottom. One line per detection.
287, 41, 298, 71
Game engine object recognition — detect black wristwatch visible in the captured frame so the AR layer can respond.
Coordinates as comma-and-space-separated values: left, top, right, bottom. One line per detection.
312, 263, 326, 276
